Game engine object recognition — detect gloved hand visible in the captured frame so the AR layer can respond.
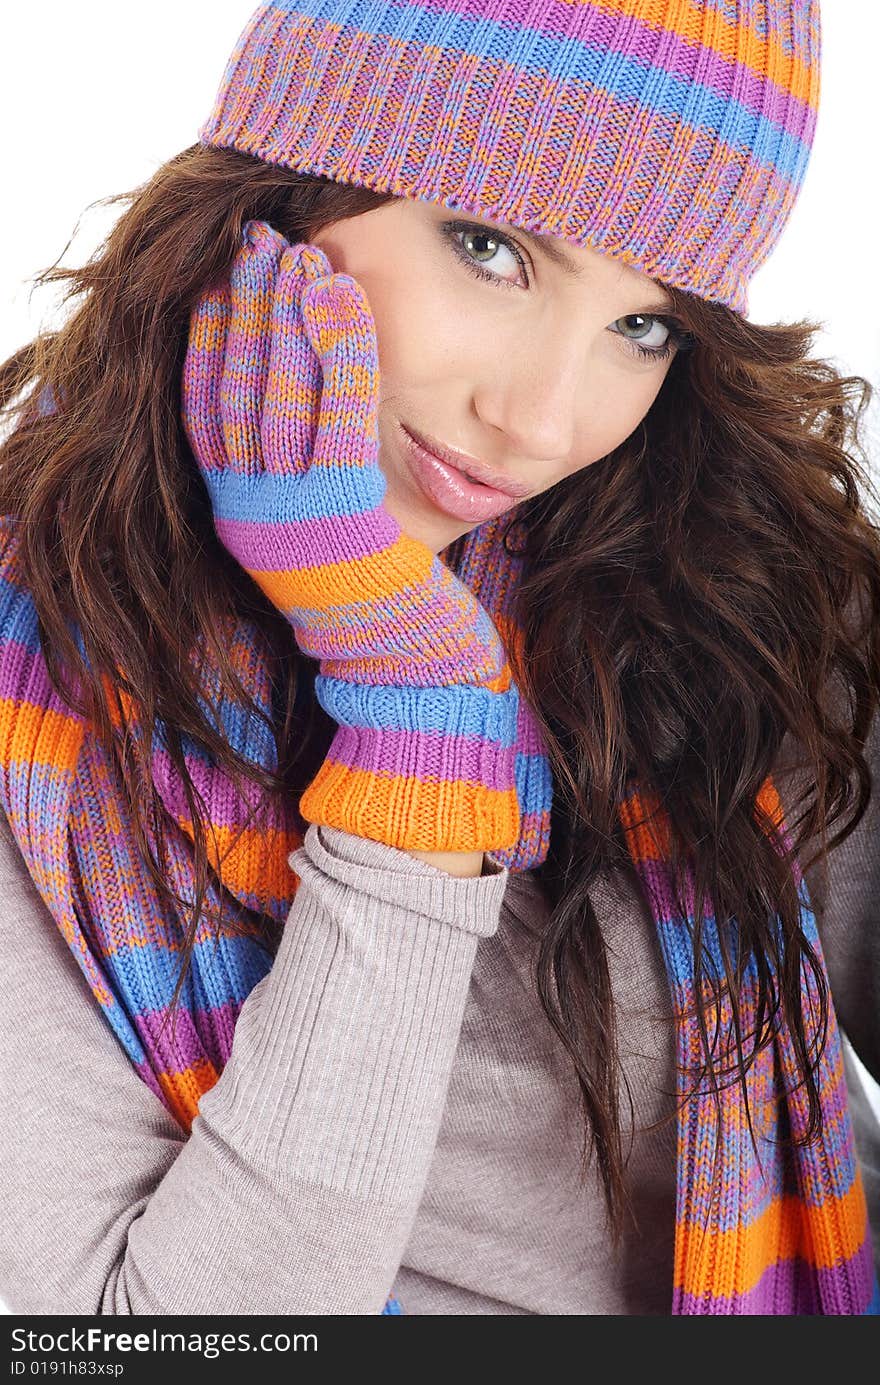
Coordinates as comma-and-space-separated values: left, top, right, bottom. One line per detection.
181, 218, 524, 856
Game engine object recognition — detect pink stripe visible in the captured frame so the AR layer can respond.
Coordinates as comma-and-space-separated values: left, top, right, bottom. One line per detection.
151, 747, 291, 832
136, 996, 241, 1076
215, 505, 400, 573
390, 0, 817, 139
324, 722, 516, 791
0, 637, 60, 707
675, 1237, 876, 1314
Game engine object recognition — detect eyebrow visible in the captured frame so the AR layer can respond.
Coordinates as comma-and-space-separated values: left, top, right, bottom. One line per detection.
481, 216, 675, 314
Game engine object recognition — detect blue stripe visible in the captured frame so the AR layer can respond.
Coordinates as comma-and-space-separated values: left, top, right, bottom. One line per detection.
206, 459, 387, 525
315, 673, 520, 745
103, 929, 272, 1016
95, 993, 147, 1069
153, 698, 279, 773
516, 747, 553, 813
266, 0, 812, 181
0, 572, 42, 655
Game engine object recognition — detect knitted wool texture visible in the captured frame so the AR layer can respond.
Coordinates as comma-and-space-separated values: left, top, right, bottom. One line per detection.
2, 0, 877, 1317
198, 0, 822, 315
180, 218, 550, 863
0, 514, 877, 1313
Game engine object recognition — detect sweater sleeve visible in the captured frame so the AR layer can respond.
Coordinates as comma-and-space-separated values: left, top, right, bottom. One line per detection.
786, 696, 880, 1090
0, 814, 508, 1315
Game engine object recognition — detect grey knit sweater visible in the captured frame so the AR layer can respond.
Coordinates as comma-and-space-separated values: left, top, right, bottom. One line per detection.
1, 747, 878, 1314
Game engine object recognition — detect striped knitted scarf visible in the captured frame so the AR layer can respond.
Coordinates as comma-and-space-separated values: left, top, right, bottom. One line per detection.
0, 509, 876, 1314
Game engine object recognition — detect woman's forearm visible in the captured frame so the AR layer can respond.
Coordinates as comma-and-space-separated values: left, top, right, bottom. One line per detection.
0, 819, 507, 1314
404, 848, 486, 878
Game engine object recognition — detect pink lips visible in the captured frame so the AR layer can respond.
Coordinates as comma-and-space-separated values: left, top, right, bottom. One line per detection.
405, 425, 531, 498
400, 423, 529, 524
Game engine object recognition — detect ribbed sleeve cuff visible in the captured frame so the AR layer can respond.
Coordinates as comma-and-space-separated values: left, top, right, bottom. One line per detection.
304, 823, 509, 926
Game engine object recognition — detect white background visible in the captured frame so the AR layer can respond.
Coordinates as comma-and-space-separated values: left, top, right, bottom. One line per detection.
1, 2, 878, 1314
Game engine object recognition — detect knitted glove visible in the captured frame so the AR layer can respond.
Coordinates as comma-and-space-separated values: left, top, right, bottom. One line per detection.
442, 516, 554, 872
181, 219, 522, 855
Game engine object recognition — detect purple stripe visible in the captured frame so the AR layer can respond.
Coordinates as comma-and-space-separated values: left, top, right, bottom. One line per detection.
325, 722, 517, 791
0, 638, 58, 707
675, 1237, 876, 1314
491, 807, 552, 870
215, 504, 400, 573
152, 747, 290, 831
134, 1056, 169, 1108
514, 703, 547, 758
386, 0, 817, 144
136, 996, 241, 1077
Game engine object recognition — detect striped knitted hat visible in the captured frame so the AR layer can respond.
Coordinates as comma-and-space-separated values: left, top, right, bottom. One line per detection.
198, 0, 822, 315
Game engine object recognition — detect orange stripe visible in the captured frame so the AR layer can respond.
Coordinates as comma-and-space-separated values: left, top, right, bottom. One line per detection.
172, 818, 301, 906
158, 1056, 220, 1134
572, 0, 819, 112
300, 761, 520, 854
0, 699, 83, 773
190, 307, 230, 349
619, 775, 783, 863
618, 785, 673, 859
675, 1177, 869, 1299
252, 530, 435, 609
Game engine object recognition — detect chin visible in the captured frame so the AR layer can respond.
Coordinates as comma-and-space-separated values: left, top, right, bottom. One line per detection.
414, 517, 472, 558
381, 491, 472, 557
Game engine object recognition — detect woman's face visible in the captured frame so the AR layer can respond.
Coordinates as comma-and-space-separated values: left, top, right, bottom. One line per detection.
308, 196, 684, 554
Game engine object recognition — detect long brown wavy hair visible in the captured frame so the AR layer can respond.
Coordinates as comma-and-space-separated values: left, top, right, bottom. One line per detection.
2, 143, 879, 1241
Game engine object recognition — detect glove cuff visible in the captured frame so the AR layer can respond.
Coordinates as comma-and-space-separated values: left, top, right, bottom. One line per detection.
298, 676, 521, 852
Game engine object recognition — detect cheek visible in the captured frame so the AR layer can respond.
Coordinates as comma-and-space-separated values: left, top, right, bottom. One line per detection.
374, 287, 466, 396
304, 231, 446, 388
552, 371, 667, 488
585, 370, 667, 454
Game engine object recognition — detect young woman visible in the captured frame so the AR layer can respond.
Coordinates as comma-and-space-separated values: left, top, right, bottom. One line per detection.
1, 0, 878, 1316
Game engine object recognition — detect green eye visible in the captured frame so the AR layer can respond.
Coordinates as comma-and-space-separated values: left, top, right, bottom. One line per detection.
612, 314, 693, 363
438, 219, 696, 366
440, 220, 528, 290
